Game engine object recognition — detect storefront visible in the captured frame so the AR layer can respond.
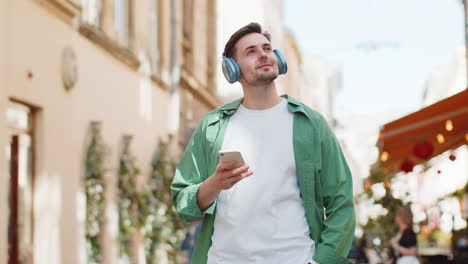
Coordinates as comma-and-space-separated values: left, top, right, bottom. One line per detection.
377, 89, 467, 173
377, 89, 468, 263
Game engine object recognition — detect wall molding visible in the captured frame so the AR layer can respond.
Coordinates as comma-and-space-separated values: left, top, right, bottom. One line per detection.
180, 68, 220, 110
79, 23, 140, 71
34, 0, 81, 24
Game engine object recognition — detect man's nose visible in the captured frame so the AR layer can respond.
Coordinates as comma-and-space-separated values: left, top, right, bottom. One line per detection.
258, 49, 267, 60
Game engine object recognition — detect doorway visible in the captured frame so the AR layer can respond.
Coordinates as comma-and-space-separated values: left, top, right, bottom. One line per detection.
7, 100, 36, 264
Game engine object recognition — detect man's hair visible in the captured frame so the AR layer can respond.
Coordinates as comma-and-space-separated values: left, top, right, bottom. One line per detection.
396, 206, 413, 227
223, 22, 271, 59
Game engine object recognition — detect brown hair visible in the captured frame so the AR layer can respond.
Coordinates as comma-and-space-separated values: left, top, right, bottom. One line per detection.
396, 206, 413, 227
223, 22, 271, 59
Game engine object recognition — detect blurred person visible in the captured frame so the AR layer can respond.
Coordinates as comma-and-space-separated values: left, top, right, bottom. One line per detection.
451, 236, 468, 264
171, 22, 355, 264
390, 206, 420, 264
181, 218, 203, 264
348, 235, 369, 263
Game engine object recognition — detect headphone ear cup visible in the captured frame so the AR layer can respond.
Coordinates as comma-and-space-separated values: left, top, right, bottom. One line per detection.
273, 49, 288, 75
222, 57, 241, 83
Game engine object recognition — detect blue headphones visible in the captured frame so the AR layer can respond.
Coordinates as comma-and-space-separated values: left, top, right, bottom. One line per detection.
222, 49, 288, 84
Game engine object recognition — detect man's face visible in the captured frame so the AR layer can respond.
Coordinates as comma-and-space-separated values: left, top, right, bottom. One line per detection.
233, 33, 278, 86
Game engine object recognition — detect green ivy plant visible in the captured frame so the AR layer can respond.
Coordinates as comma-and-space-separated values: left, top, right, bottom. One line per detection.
84, 121, 108, 264
117, 135, 141, 263
141, 140, 187, 264
116, 136, 187, 264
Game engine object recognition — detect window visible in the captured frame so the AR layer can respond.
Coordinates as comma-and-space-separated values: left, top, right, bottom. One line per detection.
206, 0, 216, 91
115, 0, 130, 47
81, 0, 102, 28
183, 0, 193, 42
150, 0, 160, 74
7, 101, 36, 264
78, 0, 139, 70
182, 0, 194, 70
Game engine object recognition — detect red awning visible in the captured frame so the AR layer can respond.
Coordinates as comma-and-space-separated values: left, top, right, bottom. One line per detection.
377, 89, 468, 172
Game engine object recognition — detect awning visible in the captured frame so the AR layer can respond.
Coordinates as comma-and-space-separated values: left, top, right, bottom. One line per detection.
377, 89, 468, 173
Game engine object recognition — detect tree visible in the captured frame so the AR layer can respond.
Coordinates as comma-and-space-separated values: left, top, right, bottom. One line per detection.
359, 163, 407, 261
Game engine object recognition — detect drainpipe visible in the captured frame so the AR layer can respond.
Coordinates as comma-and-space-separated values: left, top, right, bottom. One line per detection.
169, 0, 181, 137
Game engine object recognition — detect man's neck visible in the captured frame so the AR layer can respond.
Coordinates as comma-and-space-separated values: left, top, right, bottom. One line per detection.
240, 82, 282, 110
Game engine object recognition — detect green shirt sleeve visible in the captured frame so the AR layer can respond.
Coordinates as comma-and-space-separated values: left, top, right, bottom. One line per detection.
171, 120, 216, 222
314, 116, 356, 264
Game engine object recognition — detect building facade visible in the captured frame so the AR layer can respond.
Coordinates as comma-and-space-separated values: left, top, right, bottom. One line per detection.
0, 0, 218, 263
423, 46, 467, 106
301, 55, 342, 126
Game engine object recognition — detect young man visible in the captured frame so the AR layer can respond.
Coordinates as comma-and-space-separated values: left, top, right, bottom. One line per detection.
171, 23, 355, 264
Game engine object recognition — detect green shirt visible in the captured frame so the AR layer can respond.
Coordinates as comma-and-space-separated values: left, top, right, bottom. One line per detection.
171, 95, 355, 264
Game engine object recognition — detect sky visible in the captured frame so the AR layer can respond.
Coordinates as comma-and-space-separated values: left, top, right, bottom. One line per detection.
284, 0, 465, 116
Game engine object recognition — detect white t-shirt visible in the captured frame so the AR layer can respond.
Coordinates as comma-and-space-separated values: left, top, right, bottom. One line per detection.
207, 98, 315, 264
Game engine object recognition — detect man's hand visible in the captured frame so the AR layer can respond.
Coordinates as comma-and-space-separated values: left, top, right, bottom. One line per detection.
197, 161, 253, 210
211, 161, 252, 190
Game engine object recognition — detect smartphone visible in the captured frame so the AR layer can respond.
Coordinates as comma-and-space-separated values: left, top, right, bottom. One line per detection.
218, 150, 245, 166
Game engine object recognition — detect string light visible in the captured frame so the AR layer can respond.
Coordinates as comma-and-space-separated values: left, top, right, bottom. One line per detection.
380, 151, 389, 162
445, 120, 453, 131
436, 133, 445, 144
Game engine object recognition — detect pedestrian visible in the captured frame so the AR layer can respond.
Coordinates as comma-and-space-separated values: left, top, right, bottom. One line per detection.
451, 236, 468, 264
171, 22, 356, 264
390, 206, 420, 264
348, 235, 369, 263
181, 218, 203, 264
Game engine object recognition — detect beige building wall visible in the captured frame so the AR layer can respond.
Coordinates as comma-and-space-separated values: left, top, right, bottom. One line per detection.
178, 0, 220, 147
0, 0, 9, 264
302, 55, 342, 124
282, 32, 302, 100
0, 0, 199, 263
263, 0, 288, 95
2, 0, 220, 262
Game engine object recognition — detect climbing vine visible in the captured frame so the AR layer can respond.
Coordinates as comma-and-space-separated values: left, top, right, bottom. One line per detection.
84, 121, 108, 264
85, 133, 187, 263
117, 135, 141, 263
142, 140, 186, 264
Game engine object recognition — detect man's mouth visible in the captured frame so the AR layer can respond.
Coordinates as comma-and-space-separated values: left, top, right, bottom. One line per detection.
257, 64, 272, 69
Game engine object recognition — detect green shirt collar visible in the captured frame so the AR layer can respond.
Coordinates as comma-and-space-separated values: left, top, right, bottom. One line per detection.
220, 94, 309, 118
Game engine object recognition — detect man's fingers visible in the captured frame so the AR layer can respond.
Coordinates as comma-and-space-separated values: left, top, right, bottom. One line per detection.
229, 170, 253, 184
221, 171, 253, 189
218, 161, 237, 171
215, 162, 253, 190
230, 165, 249, 176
